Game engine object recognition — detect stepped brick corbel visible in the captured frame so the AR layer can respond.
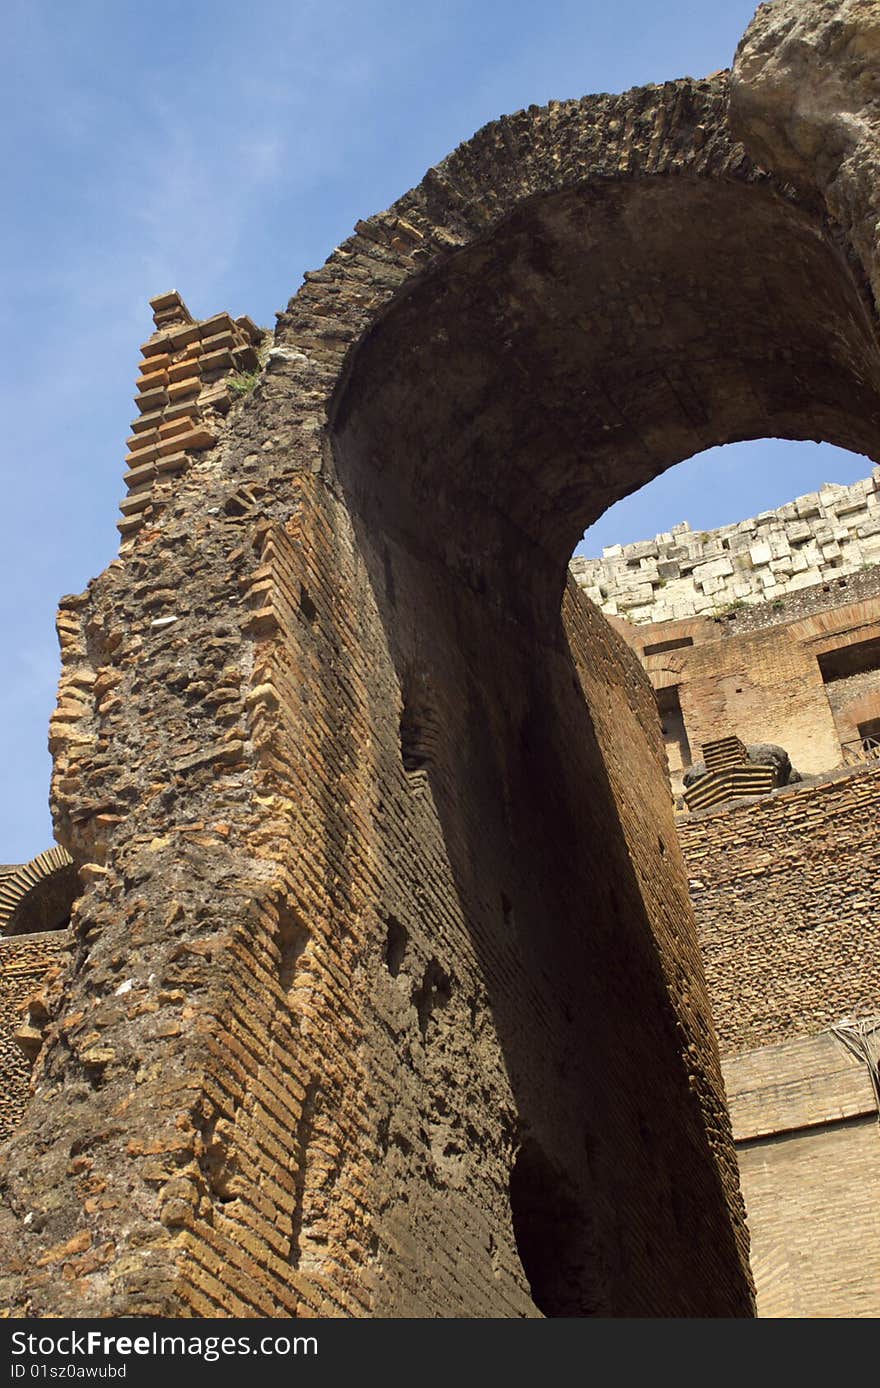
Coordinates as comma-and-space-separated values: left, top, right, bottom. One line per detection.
119, 290, 265, 539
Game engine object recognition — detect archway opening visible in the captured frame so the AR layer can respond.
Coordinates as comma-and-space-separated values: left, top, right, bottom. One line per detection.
575, 438, 877, 562
329, 167, 880, 1314
569, 437, 880, 786
509, 1138, 605, 1317
332, 175, 880, 627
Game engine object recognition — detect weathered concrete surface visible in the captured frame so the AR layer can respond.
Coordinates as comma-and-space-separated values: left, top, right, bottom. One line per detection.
732, 0, 880, 312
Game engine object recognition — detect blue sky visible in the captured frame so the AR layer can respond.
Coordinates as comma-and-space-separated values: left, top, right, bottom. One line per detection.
2, 0, 874, 861
576, 439, 873, 557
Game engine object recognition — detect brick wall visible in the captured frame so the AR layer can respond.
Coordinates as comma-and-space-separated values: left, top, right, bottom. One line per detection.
823, 668, 880, 746
674, 624, 842, 775
620, 592, 880, 781
679, 763, 880, 1319
681, 764, 880, 1054
119, 292, 263, 541
0, 931, 68, 1142
0, 460, 754, 1315
722, 1033, 880, 1317
738, 1118, 880, 1317
200, 482, 751, 1316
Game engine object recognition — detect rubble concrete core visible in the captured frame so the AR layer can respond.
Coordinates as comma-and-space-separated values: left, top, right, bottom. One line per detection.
1, 0, 879, 1317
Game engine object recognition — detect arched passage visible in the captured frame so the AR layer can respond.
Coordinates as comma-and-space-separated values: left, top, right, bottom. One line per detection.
331, 174, 880, 621
317, 80, 880, 1317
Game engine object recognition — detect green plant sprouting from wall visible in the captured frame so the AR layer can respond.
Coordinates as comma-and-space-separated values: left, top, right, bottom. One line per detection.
228, 370, 260, 398
714, 597, 749, 619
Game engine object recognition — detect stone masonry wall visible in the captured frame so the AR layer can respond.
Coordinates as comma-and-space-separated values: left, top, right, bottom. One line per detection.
738, 1117, 880, 1317
708, 563, 880, 638
0, 69, 788, 1318
622, 590, 880, 780
571, 468, 880, 625
0, 335, 754, 1318
5, 0, 880, 1320
657, 619, 844, 777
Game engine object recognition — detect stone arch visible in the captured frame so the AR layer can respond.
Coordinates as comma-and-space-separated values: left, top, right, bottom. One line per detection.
277, 78, 755, 426
324, 101, 876, 573
332, 170, 879, 608
276, 77, 879, 499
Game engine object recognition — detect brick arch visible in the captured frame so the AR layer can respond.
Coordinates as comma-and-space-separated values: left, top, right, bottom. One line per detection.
5, 70, 880, 1321
321, 96, 877, 614
280, 77, 771, 362
275, 76, 761, 455
274, 77, 879, 543
306, 74, 880, 1316
0, 847, 77, 936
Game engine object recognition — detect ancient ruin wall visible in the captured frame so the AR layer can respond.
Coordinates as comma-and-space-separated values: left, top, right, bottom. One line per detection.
704, 562, 880, 636
570, 468, 880, 625
4, 0, 880, 1317
738, 1114, 880, 1317
652, 618, 845, 777
681, 763, 880, 1056
629, 589, 880, 780
681, 756, 880, 1319
0, 76, 778, 1319
723, 1032, 880, 1318
0, 931, 68, 1143
117, 293, 264, 543
0, 851, 78, 1142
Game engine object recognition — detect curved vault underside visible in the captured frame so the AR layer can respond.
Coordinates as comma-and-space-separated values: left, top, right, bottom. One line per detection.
332, 174, 880, 622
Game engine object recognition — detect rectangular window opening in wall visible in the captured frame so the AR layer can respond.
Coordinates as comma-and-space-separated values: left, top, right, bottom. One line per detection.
857, 715, 880, 744
817, 635, 880, 682
643, 636, 694, 658
655, 684, 692, 780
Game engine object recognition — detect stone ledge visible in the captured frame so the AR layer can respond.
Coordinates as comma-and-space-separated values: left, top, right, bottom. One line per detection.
723, 1030, 878, 1142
